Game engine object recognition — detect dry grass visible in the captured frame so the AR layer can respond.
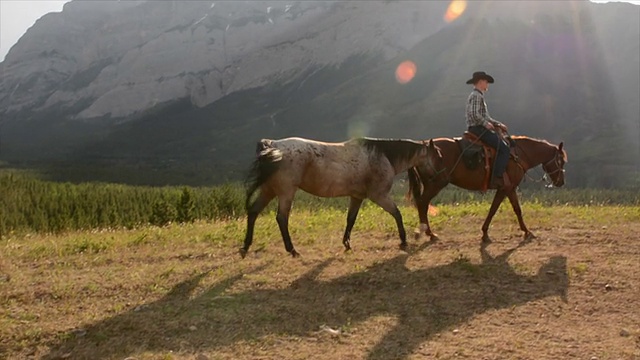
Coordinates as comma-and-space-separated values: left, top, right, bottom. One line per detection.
1, 204, 639, 360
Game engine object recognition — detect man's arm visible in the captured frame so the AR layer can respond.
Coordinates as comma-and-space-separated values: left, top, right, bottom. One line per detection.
469, 93, 490, 127
490, 119, 508, 131
475, 94, 507, 131
470, 93, 501, 130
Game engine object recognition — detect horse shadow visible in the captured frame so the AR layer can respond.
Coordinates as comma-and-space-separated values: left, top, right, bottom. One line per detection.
44, 242, 568, 360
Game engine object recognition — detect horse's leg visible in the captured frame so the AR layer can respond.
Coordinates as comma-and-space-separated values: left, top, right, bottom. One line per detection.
481, 189, 507, 243
240, 191, 275, 258
370, 195, 407, 250
276, 192, 300, 257
416, 185, 444, 241
342, 196, 364, 252
506, 189, 536, 240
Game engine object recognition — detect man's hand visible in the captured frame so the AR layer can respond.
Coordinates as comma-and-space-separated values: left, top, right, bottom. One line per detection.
491, 121, 508, 132
485, 122, 495, 131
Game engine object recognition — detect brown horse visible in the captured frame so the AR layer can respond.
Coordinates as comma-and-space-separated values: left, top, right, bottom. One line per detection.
407, 135, 567, 242
241, 137, 441, 258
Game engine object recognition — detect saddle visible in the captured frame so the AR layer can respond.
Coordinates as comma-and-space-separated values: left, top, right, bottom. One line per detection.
454, 131, 516, 191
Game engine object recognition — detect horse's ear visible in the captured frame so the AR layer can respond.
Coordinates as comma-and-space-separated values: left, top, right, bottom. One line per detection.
558, 142, 564, 151
427, 139, 442, 158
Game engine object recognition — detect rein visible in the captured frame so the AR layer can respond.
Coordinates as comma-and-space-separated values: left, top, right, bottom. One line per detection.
423, 162, 447, 183
420, 143, 447, 182
422, 134, 499, 184
515, 141, 563, 186
421, 135, 563, 187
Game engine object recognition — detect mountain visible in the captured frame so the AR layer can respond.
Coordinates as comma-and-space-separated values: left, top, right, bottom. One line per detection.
0, 1, 448, 120
0, 0, 638, 188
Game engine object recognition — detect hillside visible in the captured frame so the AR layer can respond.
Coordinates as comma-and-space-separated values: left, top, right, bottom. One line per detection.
0, 0, 638, 187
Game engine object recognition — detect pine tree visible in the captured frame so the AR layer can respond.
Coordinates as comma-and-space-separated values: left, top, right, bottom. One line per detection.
177, 187, 195, 223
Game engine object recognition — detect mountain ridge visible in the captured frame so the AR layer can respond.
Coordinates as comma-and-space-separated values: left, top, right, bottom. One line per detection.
0, 0, 638, 188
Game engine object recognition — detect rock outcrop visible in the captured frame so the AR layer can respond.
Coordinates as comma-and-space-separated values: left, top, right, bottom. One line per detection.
0, 0, 449, 120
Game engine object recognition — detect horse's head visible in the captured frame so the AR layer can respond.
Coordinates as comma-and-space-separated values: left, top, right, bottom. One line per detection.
542, 142, 567, 187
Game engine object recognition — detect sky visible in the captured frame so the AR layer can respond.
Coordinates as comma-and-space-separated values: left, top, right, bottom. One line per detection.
1, 0, 69, 61
1, 0, 639, 62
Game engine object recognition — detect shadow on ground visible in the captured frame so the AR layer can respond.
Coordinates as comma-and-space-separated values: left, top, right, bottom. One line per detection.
44, 240, 568, 359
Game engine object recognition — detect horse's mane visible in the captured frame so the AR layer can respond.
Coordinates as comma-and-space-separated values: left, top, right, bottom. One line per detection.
510, 135, 551, 145
510, 135, 568, 162
358, 137, 424, 167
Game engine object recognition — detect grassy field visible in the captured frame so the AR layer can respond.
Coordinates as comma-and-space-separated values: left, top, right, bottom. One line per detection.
1, 202, 639, 359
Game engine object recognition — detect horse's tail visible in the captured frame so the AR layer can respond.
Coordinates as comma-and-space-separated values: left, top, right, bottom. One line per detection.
405, 167, 423, 204
245, 140, 283, 210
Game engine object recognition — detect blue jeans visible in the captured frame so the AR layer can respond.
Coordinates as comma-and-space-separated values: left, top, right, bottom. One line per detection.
468, 125, 510, 179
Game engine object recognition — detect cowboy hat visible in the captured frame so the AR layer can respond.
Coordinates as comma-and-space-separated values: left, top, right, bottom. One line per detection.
465, 71, 495, 84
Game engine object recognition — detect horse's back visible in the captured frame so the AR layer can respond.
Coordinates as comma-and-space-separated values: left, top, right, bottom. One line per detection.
434, 138, 461, 155
438, 136, 527, 191
261, 137, 388, 197
271, 137, 347, 148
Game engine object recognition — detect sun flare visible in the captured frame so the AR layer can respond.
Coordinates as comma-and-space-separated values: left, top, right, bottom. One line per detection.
395, 60, 417, 84
444, 0, 468, 23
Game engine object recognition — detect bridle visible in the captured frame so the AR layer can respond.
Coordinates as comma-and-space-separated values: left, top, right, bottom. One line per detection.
521, 146, 565, 187
542, 153, 565, 176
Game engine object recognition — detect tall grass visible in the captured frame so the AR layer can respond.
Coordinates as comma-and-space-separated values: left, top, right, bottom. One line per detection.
0, 172, 638, 237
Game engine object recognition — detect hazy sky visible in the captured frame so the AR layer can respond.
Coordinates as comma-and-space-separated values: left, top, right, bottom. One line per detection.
1, 0, 639, 61
1, 0, 69, 61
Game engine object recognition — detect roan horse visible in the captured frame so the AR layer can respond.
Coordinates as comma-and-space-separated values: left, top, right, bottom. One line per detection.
407, 135, 567, 242
241, 137, 440, 257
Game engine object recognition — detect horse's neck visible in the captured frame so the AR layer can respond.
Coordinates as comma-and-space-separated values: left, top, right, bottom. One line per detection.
517, 138, 555, 169
392, 157, 418, 174
360, 139, 425, 174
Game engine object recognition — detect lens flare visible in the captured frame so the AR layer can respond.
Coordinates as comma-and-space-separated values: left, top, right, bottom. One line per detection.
395, 60, 417, 84
347, 120, 371, 138
444, 0, 467, 23
428, 204, 439, 216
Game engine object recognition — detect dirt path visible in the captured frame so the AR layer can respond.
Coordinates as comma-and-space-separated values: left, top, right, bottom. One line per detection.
1, 215, 639, 360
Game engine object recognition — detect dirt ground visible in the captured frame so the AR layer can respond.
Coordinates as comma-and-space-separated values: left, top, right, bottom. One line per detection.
1, 210, 639, 360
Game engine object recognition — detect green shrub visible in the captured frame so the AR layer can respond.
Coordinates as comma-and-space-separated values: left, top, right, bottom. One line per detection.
0, 171, 638, 236
176, 187, 195, 223
150, 199, 177, 227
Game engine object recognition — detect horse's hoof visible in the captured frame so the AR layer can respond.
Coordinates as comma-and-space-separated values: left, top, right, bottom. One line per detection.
343, 242, 352, 252
343, 247, 353, 253
524, 232, 536, 241
413, 230, 422, 240
399, 242, 408, 251
239, 248, 248, 259
290, 250, 301, 258
429, 233, 440, 242
482, 235, 492, 244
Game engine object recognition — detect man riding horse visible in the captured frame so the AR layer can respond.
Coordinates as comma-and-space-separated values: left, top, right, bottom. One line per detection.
406, 71, 568, 242
465, 71, 511, 189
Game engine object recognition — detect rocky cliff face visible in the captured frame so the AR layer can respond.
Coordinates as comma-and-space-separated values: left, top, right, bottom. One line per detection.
0, 0, 450, 121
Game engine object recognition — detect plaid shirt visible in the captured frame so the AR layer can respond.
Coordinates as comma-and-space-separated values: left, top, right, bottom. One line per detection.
465, 89, 501, 128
